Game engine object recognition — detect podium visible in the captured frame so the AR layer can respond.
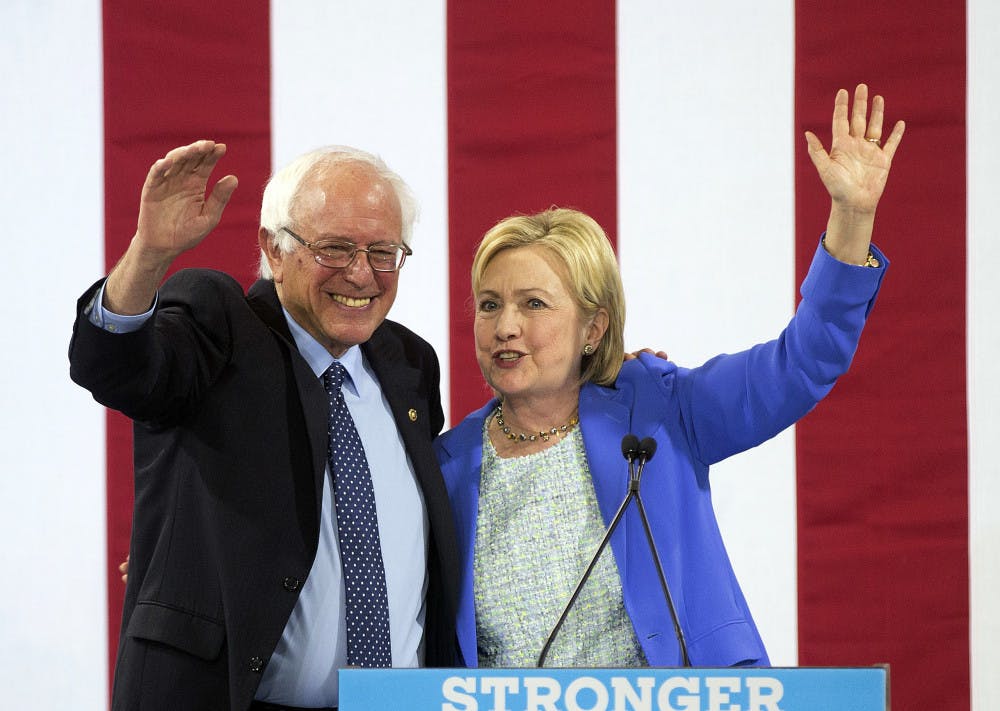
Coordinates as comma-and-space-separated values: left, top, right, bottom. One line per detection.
339, 666, 889, 710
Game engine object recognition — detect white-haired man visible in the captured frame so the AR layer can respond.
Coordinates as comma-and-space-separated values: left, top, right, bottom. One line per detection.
70, 141, 459, 711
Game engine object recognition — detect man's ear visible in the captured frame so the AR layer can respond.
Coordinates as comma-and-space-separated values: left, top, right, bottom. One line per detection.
258, 227, 284, 282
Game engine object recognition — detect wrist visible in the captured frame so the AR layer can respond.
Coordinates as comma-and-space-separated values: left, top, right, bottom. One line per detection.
821, 236, 880, 267
129, 233, 184, 269
824, 203, 877, 265
103, 236, 173, 315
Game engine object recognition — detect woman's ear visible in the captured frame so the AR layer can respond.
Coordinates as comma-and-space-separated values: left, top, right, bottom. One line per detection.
586, 307, 610, 349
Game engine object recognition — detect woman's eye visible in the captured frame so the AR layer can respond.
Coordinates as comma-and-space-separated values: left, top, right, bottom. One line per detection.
527, 298, 545, 309
478, 300, 498, 312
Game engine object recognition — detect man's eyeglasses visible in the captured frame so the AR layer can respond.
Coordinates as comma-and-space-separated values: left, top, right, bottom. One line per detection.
281, 227, 412, 272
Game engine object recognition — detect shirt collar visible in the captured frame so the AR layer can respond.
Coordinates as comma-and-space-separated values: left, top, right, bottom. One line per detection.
282, 308, 364, 397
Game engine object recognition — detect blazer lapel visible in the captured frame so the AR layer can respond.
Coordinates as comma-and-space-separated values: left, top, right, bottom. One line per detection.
435, 402, 493, 667
247, 280, 329, 525
363, 325, 463, 662
578, 382, 633, 580
361, 327, 438, 477
579, 383, 632, 523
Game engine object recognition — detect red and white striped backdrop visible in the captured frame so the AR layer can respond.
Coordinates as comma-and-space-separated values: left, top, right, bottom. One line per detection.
3, 1, 997, 709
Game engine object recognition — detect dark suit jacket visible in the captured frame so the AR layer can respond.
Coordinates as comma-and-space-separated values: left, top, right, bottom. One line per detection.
69, 269, 459, 711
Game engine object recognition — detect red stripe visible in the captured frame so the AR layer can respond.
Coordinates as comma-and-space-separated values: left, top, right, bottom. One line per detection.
794, 3, 969, 709
446, 0, 618, 419
102, 0, 271, 688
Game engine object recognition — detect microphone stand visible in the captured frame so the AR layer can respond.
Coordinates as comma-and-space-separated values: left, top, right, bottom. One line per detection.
631, 438, 690, 667
537, 435, 691, 667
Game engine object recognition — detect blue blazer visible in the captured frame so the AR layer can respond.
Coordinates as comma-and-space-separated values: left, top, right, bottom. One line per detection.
434, 242, 887, 668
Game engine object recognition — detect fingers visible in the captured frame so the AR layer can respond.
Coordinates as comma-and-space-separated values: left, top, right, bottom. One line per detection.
165, 140, 224, 177
804, 130, 824, 154
831, 88, 850, 142
205, 174, 240, 224
882, 119, 906, 160
190, 141, 228, 179
804, 130, 828, 170
853, 85, 904, 158
866, 94, 885, 142
850, 84, 869, 140
828, 84, 903, 155
623, 348, 670, 362
141, 141, 237, 228
146, 140, 225, 186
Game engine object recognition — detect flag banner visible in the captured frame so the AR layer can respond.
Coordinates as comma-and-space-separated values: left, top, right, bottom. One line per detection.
4, 1, 996, 709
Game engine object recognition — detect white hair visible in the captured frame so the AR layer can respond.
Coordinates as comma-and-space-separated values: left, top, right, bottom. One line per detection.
257, 146, 418, 279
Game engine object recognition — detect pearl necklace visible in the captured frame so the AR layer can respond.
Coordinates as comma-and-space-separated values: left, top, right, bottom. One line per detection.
494, 400, 579, 443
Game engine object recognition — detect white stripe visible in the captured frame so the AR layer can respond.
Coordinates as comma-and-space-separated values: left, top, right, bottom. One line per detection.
270, 1, 451, 421
968, 0, 1000, 707
617, 2, 798, 664
0, 1, 107, 708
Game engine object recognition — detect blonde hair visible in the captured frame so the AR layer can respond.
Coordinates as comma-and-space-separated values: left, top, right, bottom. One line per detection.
471, 208, 626, 386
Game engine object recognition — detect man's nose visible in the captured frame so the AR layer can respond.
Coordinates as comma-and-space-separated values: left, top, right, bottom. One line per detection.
342, 249, 376, 284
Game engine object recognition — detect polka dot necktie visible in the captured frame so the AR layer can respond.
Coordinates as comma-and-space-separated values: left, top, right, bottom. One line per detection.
323, 361, 392, 668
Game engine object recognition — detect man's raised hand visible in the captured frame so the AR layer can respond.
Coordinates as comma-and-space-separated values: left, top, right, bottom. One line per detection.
135, 140, 239, 259
103, 141, 238, 315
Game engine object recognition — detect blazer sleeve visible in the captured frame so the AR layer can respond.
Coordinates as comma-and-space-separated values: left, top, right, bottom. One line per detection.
69, 269, 245, 426
668, 239, 888, 466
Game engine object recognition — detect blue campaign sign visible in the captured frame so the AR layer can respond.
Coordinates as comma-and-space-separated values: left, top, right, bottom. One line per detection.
339, 666, 888, 711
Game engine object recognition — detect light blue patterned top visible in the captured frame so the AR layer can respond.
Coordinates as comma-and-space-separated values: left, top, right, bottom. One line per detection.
474, 423, 646, 667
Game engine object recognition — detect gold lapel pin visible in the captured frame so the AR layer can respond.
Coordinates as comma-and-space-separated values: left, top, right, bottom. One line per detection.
408, 408, 418, 422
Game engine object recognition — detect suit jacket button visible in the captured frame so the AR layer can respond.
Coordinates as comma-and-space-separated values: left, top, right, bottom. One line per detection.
249, 656, 264, 673
283, 576, 301, 592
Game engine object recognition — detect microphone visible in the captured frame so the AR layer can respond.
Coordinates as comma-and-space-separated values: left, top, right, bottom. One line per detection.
634, 437, 657, 480
537, 434, 691, 667
638, 437, 657, 461
622, 434, 641, 481
621, 434, 641, 462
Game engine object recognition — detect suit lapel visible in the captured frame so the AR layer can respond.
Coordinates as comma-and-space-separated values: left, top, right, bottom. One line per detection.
579, 383, 632, 523
364, 325, 463, 660
361, 327, 436, 471
247, 280, 329, 524
435, 402, 493, 667
579, 382, 633, 581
